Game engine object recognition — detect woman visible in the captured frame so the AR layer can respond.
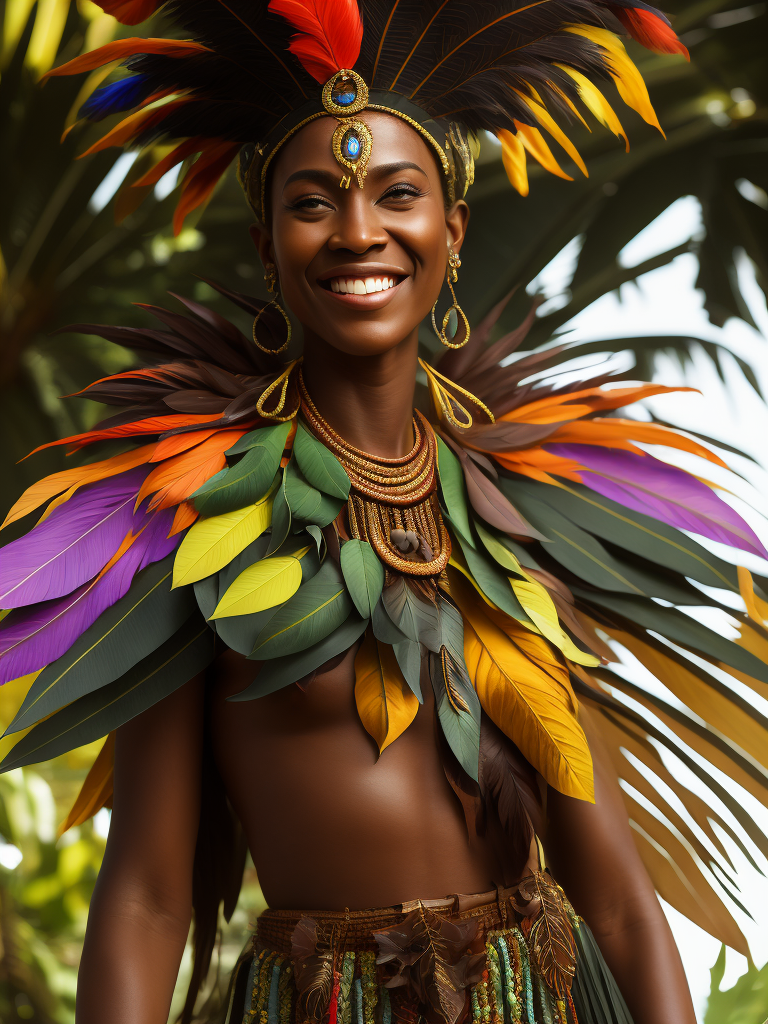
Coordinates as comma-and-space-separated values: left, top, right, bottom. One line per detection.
1, 4, 765, 1024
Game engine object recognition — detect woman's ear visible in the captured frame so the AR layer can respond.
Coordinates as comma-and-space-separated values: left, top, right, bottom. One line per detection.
445, 200, 470, 255
249, 222, 275, 271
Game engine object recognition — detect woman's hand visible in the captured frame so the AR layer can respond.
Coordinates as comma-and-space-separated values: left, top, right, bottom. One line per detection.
76, 675, 205, 1024
544, 708, 697, 1024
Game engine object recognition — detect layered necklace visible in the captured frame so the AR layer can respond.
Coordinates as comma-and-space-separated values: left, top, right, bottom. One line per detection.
298, 371, 451, 579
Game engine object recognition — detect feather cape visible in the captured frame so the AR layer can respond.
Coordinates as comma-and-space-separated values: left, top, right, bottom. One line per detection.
1, 285, 766, 956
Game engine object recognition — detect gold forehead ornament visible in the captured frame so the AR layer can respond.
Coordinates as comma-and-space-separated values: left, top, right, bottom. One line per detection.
322, 68, 372, 189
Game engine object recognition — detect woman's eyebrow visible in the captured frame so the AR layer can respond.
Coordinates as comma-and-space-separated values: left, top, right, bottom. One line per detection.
282, 160, 428, 192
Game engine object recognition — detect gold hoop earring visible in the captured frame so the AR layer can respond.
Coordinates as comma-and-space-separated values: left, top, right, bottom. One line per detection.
431, 246, 470, 349
252, 263, 291, 354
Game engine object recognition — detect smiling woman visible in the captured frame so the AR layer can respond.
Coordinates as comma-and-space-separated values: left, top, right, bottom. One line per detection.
2, 3, 767, 1024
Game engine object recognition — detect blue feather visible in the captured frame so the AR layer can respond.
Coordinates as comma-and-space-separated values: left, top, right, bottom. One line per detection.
79, 76, 149, 121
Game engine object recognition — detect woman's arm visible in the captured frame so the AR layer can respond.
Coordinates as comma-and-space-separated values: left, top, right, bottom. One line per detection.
76, 675, 205, 1024
545, 709, 696, 1024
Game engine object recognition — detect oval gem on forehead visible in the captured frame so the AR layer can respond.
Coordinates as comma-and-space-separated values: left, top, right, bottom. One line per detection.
332, 75, 357, 107
341, 128, 361, 161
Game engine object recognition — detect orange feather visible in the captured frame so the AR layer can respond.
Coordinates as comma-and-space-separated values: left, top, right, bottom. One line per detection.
170, 501, 199, 536
138, 430, 245, 510
93, 0, 161, 25
59, 733, 115, 836
173, 142, 240, 235
43, 38, 210, 79
27, 414, 224, 456
613, 8, 689, 58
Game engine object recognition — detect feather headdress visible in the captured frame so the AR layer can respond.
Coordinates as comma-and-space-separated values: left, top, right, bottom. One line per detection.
44, 0, 688, 230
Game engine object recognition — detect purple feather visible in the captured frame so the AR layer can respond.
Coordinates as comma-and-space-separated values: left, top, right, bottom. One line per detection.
548, 444, 767, 559
0, 468, 150, 608
0, 506, 177, 685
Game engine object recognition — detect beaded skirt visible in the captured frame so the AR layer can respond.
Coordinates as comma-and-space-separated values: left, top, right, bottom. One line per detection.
221, 880, 633, 1024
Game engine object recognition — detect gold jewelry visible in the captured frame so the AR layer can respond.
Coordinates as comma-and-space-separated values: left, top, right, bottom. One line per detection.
431, 246, 470, 349
255, 359, 302, 421
252, 263, 291, 355
418, 359, 495, 429
299, 371, 451, 578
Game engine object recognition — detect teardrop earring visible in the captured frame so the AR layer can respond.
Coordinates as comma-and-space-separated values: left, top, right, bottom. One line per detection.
252, 262, 291, 354
431, 245, 470, 349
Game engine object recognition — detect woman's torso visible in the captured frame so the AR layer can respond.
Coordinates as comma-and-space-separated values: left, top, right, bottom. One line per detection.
210, 644, 498, 911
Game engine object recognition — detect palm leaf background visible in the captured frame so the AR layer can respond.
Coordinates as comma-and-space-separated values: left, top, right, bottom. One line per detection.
0, 0, 766, 1020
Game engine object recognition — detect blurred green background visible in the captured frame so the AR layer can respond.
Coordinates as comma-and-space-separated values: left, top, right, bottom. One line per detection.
1, 0, 767, 1020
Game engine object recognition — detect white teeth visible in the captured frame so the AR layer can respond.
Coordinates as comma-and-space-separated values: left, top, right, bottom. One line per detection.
328, 275, 398, 294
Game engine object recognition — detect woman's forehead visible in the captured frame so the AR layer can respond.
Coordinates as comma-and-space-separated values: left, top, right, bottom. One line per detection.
271, 111, 443, 190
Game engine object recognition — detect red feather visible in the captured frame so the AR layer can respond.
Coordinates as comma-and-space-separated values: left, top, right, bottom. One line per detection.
269, 0, 363, 82
613, 8, 689, 58
94, 0, 162, 24
43, 38, 210, 79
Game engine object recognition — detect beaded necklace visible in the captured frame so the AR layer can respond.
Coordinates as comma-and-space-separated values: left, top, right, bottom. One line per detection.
298, 371, 451, 579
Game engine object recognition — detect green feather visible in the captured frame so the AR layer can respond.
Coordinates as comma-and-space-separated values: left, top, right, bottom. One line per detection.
0, 616, 214, 772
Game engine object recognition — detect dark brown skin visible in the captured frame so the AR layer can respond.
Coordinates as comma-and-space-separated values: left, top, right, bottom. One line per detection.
76, 113, 696, 1024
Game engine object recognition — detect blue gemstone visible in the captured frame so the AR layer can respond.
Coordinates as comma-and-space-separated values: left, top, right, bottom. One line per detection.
332, 76, 357, 106
342, 129, 361, 160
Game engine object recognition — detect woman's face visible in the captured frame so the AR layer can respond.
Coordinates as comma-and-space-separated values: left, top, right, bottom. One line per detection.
251, 112, 469, 357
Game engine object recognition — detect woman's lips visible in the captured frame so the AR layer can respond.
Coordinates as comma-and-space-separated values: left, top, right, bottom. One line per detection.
318, 274, 405, 308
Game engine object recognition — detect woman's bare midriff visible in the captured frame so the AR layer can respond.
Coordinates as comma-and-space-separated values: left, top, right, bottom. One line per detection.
210, 644, 498, 911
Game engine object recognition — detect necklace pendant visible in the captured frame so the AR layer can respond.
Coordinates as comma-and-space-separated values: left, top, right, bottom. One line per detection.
348, 491, 451, 578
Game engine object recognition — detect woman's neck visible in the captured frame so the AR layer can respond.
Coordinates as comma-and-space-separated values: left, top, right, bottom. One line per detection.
300, 330, 418, 459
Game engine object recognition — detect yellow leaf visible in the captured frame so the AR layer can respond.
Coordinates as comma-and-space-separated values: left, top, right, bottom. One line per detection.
510, 579, 599, 667
557, 64, 628, 150
454, 576, 593, 801
212, 553, 304, 618
59, 732, 114, 836
354, 631, 419, 754
172, 491, 273, 588
564, 26, 663, 134
0, 671, 40, 762
497, 129, 528, 196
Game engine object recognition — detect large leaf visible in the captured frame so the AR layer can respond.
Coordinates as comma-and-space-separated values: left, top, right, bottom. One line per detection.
429, 647, 482, 781
232, 613, 368, 700
454, 576, 593, 801
192, 420, 289, 515
250, 558, 352, 659
354, 630, 419, 753
284, 458, 344, 527
212, 551, 309, 618
340, 539, 384, 620
267, 470, 292, 555
292, 422, 351, 500
381, 577, 440, 648
436, 436, 472, 542
172, 489, 274, 587
0, 616, 214, 772
448, 524, 530, 624
6, 554, 194, 734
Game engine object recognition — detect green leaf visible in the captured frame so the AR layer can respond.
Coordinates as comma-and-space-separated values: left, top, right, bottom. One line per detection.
267, 470, 291, 555
429, 648, 481, 781
292, 422, 351, 500
474, 521, 528, 578
193, 575, 219, 625
250, 558, 352, 659
192, 420, 290, 516
284, 458, 344, 527
6, 555, 196, 736
0, 617, 215, 773
582, 592, 768, 685
436, 436, 472, 542
340, 539, 384, 619
511, 479, 741, 593
450, 522, 529, 623
231, 613, 368, 701
381, 577, 440, 647
393, 640, 423, 702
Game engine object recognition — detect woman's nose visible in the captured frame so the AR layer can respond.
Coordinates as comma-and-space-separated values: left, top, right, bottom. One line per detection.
327, 193, 387, 253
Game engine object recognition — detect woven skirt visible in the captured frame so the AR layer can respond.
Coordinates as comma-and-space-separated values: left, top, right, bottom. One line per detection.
222, 874, 633, 1024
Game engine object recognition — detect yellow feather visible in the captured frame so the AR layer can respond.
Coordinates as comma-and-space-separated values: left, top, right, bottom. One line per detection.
354, 631, 419, 754
557, 64, 628, 150
211, 550, 308, 619
514, 122, 573, 181
172, 489, 274, 588
513, 90, 589, 176
497, 129, 529, 196
510, 579, 599, 666
59, 732, 115, 836
564, 26, 663, 135
454, 577, 594, 801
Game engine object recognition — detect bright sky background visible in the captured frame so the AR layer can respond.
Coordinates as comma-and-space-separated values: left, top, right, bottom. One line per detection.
527, 194, 768, 1021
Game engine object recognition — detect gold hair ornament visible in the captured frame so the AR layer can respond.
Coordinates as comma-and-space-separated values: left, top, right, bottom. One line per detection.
431, 246, 470, 349
252, 262, 291, 355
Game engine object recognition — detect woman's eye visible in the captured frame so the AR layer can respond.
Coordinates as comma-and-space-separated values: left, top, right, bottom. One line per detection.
292, 196, 332, 211
381, 183, 423, 202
